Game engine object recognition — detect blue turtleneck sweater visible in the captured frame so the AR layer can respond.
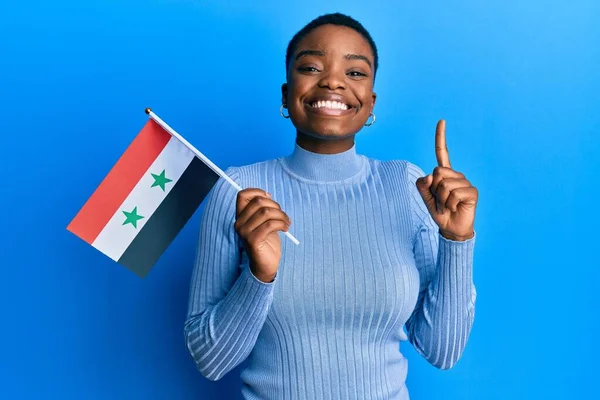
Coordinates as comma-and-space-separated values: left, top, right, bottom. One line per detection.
184, 143, 476, 400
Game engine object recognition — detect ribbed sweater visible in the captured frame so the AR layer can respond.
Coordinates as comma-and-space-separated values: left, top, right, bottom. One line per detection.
184, 143, 476, 400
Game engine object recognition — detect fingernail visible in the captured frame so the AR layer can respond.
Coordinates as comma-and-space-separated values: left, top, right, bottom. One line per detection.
266, 192, 271, 197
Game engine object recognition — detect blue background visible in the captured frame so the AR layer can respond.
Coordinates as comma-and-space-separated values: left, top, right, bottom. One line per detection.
1, 0, 598, 398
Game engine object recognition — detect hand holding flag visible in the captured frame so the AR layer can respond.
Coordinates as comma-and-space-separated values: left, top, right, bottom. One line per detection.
415, 120, 478, 241
234, 189, 292, 283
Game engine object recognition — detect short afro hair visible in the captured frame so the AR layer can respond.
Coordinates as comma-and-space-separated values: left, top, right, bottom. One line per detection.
285, 12, 379, 79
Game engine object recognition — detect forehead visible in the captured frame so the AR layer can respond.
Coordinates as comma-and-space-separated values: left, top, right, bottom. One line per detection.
295, 25, 373, 59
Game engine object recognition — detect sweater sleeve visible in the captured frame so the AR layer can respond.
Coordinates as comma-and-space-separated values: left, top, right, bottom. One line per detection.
404, 161, 477, 370
183, 166, 277, 381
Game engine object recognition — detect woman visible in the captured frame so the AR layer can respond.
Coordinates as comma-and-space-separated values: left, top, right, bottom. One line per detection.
184, 12, 478, 400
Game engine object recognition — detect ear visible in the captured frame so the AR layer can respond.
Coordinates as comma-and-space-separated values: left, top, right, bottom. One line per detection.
281, 83, 288, 107
370, 92, 377, 112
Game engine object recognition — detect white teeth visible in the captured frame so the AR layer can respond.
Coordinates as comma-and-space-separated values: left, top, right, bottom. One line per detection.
311, 100, 349, 110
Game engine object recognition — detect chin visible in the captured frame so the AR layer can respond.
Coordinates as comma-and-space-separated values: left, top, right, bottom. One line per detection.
305, 122, 358, 139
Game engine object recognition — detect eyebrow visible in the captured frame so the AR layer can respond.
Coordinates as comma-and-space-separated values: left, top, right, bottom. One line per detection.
295, 49, 372, 69
344, 53, 372, 69
295, 49, 325, 60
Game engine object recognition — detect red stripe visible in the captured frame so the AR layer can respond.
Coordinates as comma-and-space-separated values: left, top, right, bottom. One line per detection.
67, 119, 171, 244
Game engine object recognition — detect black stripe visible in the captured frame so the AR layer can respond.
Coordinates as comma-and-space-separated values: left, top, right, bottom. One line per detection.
118, 157, 220, 277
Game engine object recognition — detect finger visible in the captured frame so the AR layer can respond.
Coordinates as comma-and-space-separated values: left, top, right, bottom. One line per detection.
238, 206, 290, 236
236, 188, 271, 216
445, 187, 478, 213
432, 178, 471, 213
235, 206, 290, 238
235, 196, 288, 232
246, 219, 290, 247
435, 119, 451, 168
416, 174, 439, 217
429, 166, 465, 197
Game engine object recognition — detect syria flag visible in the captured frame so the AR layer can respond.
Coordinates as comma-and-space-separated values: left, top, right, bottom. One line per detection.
67, 117, 219, 278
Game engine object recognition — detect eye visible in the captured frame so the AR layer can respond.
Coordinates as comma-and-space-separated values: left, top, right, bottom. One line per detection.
348, 70, 367, 78
297, 66, 320, 73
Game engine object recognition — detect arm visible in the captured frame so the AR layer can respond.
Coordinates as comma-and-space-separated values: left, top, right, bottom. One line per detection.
404, 161, 477, 370
183, 167, 276, 381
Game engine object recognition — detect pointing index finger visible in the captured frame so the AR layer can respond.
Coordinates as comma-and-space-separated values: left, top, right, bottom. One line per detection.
435, 119, 451, 168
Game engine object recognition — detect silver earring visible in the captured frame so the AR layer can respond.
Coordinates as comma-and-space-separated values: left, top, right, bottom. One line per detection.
280, 104, 290, 119
364, 112, 376, 127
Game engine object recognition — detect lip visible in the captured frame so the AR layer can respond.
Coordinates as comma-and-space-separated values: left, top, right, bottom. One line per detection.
303, 93, 357, 117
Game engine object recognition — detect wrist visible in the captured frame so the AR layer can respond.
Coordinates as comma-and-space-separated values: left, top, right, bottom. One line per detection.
250, 263, 276, 283
253, 271, 276, 283
439, 229, 474, 242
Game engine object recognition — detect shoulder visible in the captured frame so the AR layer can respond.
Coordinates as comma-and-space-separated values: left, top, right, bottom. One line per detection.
201, 157, 280, 230
365, 156, 430, 227
225, 157, 279, 183
364, 156, 428, 185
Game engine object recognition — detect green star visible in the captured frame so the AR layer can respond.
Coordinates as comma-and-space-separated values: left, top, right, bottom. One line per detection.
151, 169, 172, 191
122, 206, 144, 229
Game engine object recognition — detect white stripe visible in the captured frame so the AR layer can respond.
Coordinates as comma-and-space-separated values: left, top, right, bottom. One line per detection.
92, 136, 195, 260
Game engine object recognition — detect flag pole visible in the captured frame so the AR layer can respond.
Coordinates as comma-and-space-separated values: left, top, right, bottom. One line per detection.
144, 108, 300, 246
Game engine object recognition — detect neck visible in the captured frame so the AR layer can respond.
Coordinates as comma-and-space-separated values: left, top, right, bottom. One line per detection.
295, 131, 356, 155
281, 133, 365, 183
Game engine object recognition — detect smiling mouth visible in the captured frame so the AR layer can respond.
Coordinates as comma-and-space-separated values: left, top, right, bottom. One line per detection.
309, 100, 351, 111
304, 100, 357, 117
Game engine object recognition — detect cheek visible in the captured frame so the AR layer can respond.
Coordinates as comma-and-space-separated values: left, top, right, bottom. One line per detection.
288, 76, 315, 105
357, 86, 374, 110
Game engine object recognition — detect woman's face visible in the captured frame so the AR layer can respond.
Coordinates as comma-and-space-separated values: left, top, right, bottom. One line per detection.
283, 24, 377, 139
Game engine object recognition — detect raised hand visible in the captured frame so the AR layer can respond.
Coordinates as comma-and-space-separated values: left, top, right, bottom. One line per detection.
415, 120, 478, 241
234, 189, 292, 282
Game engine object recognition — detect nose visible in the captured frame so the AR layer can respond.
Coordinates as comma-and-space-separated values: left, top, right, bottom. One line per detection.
317, 68, 346, 90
